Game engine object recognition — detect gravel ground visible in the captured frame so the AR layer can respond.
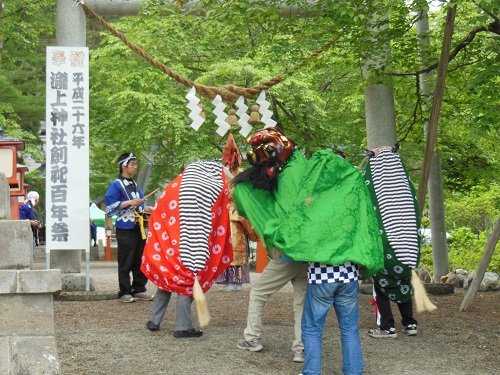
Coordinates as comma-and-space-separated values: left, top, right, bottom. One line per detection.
52, 261, 500, 375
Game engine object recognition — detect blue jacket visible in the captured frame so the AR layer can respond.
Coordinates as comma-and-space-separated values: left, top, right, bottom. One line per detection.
19, 201, 37, 221
105, 177, 145, 230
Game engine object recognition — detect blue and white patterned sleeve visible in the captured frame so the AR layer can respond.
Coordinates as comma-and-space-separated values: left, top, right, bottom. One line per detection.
104, 180, 123, 217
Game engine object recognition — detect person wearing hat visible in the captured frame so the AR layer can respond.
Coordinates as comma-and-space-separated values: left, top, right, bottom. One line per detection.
105, 152, 153, 303
19, 191, 42, 246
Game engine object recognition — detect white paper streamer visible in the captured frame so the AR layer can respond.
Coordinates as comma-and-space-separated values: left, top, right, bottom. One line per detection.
212, 94, 230, 136
235, 96, 253, 137
185, 87, 205, 130
256, 91, 277, 128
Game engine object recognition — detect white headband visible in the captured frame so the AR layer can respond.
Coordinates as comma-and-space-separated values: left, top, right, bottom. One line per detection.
118, 153, 137, 166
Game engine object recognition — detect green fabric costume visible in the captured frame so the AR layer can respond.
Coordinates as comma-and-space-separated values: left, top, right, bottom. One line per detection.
233, 150, 384, 279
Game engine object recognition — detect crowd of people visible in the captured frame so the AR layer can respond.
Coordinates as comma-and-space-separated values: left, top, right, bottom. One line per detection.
95, 128, 424, 375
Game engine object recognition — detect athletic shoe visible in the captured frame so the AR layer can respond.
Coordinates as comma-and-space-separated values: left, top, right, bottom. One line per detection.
293, 349, 304, 363
118, 294, 135, 303
368, 327, 398, 339
173, 329, 203, 338
133, 292, 154, 301
237, 338, 263, 352
404, 324, 418, 336
146, 321, 160, 331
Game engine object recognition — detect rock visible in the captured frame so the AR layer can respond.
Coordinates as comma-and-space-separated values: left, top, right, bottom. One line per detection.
417, 267, 432, 283
441, 269, 468, 288
464, 272, 500, 291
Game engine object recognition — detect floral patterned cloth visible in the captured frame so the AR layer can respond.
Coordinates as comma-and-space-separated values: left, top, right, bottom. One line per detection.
141, 161, 233, 296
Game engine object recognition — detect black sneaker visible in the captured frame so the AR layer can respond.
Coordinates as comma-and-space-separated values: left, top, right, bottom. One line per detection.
404, 324, 418, 336
146, 321, 160, 331
173, 329, 203, 338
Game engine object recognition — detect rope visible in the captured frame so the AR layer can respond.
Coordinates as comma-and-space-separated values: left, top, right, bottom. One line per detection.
79, 1, 338, 102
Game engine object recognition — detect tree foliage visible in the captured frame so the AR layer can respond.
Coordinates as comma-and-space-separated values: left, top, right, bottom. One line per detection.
0, 1, 498, 243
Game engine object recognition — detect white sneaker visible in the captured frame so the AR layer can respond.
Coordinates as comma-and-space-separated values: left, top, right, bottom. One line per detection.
119, 294, 135, 303
133, 292, 154, 301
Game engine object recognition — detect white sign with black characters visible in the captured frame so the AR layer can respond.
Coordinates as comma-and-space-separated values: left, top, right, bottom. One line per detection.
45, 46, 89, 251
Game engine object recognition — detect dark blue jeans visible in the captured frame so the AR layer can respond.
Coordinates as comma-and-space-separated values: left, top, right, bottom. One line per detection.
301, 281, 363, 375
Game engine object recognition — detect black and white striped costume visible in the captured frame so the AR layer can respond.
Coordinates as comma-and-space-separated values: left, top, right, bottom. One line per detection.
364, 149, 421, 303
179, 160, 225, 273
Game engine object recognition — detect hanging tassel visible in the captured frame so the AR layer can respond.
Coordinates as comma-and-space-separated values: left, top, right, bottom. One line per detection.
199, 103, 206, 120
411, 269, 437, 313
193, 277, 210, 327
249, 104, 260, 125
227, 108, 238, 127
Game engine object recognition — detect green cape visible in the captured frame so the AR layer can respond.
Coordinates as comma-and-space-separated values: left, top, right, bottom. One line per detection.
234, 150, 384, 279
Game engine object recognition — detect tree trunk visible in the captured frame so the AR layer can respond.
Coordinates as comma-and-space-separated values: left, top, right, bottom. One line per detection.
416, 6, 449, 282
363, 4, 397, 150
459, 217, 500, 311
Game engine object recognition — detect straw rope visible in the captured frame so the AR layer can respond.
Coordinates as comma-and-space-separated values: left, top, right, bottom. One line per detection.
79, 1, 339, 102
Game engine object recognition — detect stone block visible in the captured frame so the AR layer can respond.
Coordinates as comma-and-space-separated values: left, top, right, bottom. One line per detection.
0, 337, 9, 375
0, 294, 55, 336
17, 269, 62, 294
0, 270, 17, 293
61, 272, 95, 292
10, 336, 60, 374
50, 249, 81, 273
0, 173, 10, 220
0, 221, 33, 269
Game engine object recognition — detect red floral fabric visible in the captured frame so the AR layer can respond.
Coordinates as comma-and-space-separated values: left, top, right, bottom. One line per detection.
141, 169, 233, 296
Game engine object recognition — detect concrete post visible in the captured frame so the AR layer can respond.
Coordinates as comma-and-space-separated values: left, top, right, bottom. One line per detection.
0, 178, 62, 373
52, 0, 141, 288
0, 173, 9, 220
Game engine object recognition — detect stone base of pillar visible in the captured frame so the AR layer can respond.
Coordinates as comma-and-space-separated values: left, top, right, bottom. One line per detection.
0, 269, 62, 374
0, 336, 60, 374
50, 249, 82, 273
61, 272, 95, 292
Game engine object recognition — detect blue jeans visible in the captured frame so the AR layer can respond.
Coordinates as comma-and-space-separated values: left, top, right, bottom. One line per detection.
301, 281, 363, 375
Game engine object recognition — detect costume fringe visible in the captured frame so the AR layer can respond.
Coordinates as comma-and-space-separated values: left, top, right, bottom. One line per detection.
193, 277, 210, 327
411, 270, 437, 313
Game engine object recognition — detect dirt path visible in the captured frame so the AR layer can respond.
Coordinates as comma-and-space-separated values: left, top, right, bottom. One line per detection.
54, 267, 499, 375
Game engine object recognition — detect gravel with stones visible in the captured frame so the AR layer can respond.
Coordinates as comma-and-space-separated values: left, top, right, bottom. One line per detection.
53, 262, 500, 375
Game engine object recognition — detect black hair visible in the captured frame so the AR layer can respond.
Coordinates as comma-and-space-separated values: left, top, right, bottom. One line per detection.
232, 164, 277, 191
117, 152, 135, 174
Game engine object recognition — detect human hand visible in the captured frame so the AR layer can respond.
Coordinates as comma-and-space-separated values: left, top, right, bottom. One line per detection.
129, 198, 144, 207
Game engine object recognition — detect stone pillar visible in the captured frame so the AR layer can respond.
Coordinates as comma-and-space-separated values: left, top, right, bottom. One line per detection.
0, 176, 62, 374
51, 0, 141, 289
0, 173, 9, 220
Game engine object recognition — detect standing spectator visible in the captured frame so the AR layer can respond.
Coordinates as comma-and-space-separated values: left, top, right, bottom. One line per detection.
19, 191, 42, 246
90, 221, 97, 247
105, 152, 153, 303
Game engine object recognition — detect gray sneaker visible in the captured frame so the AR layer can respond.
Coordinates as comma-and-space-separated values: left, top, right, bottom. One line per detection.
119, 294, 135, 303
237, 338, 263, 352
293, 349, 304, 363
368, 327, 397, 339
133, 292, 154, 301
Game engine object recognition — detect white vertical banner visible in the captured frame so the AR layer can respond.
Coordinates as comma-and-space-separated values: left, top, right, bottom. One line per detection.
45, 46, 89, 251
